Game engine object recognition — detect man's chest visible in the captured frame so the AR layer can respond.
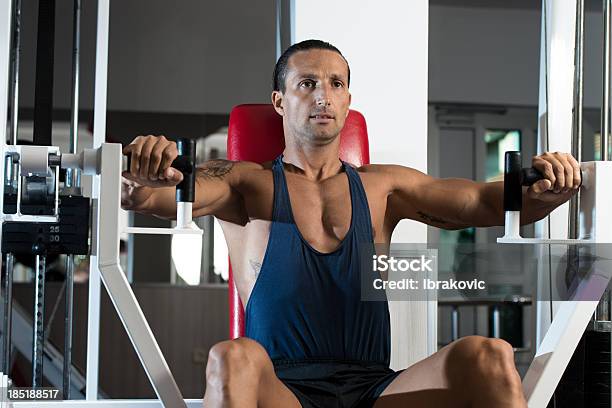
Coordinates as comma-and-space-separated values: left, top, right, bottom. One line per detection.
220, 168, 394, 305
238, 169, 392, 245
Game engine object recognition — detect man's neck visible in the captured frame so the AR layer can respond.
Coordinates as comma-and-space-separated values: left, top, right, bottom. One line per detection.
282, 142, 343, 182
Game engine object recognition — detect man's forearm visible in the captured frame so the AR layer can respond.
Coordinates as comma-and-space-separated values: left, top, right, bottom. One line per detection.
145, 187, 179, 219
123, 184, 178, 219
481, 182, 572, 227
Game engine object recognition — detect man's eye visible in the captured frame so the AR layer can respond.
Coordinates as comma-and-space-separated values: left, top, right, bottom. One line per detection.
300, 81, 314, 88
333, 81, 344, 88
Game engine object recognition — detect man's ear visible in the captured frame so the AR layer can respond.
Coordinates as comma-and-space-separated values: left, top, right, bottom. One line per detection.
272, 91, 284, 116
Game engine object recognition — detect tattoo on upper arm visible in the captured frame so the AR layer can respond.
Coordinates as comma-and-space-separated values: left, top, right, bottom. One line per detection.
249, 259, 262, 277
417, 211, 448, 225
196, 159, 234, 179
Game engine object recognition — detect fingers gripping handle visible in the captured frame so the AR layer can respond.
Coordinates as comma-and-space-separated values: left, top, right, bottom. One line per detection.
124, 138, 196, 203
521, 167, 546, 187
504, 150, 584, 210
501, 151, 584, 242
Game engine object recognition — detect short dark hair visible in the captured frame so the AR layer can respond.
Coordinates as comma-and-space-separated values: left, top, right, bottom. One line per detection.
273, 39, 350, 93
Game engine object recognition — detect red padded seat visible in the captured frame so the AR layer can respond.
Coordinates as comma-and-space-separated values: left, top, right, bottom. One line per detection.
226, 103, 370, 338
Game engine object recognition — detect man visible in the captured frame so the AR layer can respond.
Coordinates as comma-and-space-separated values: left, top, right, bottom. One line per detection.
122, 40, 580, 408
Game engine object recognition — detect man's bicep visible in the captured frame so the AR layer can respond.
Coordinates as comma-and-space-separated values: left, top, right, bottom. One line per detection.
386, 165, 477, 229
383, 165, 428, 223
192, 160, 255, 222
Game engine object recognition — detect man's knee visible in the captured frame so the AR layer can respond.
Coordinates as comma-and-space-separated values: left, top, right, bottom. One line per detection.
206, 338, 270, 388
453, 336, 520, 389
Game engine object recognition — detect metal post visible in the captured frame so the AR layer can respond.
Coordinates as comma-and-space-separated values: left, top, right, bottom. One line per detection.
450, 306, 459, 341
567, 0, 585, 336
86, 0, 110, 399
32, 255, 46, 388
595, 0, 612, 324
492, 305, 501, 338
275, 0, 281, 61
66, 0, 80, 191
63, 257, 74, 398
569, 0, 583, 241
274, 0, 293, 60
602, 0, 611, 162
0, 0, 13, 337
2, 0, 21, 381
596, 291, 611, 322
4, 155, 12, 188
7, 0, 20, 146
62, 0, 81, 399
2, 253, 14, 374
5, 0, 21, 190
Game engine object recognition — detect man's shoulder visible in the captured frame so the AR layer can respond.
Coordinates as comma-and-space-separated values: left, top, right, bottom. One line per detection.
350, 164, 399, 191
354, 163, 428, 190
199, 159, 270, 172
354, 163, 391, 172
354, 163, 418, 176
232, 159, 268, 171
195, 159, 272, 188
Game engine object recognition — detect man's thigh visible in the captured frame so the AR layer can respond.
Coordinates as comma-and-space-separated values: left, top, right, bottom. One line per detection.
373, 339, 473, 408
258, 356, 303, 408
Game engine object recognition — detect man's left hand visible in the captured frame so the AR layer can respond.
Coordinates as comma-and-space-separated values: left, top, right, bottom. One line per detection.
527, 152, 581, 203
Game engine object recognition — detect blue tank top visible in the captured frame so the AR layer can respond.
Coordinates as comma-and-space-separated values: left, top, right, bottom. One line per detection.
245, 154, 391, 366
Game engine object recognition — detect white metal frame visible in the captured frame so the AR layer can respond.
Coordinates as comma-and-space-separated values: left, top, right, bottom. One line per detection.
497, 1, 612, 405
3, 142, 201, 407
0, 0, 14, 261
85, 0, 110, 399
0, 145, 61, 224
0, 0, 201, 405
517, 163, 612, 407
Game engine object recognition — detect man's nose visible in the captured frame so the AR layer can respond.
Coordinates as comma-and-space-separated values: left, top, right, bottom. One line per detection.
315, 97, 330, 106
314, 84, 332, 106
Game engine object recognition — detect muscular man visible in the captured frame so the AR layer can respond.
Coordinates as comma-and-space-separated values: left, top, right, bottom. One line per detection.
122, 40, 580, 408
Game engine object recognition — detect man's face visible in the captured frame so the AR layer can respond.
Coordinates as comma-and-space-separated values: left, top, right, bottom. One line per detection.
272, 49, 351, 145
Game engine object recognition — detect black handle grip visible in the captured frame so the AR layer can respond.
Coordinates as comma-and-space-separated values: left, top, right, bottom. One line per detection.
504, 151, 523, 211
504, 152, 547, 211
124, 138, 196, 203
175, 139, 195, 203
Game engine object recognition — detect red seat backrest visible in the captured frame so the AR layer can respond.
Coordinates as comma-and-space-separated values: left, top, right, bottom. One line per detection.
226, 103, 370, 338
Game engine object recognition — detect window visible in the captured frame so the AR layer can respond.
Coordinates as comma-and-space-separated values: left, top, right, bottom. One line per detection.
484, 129, 521, 182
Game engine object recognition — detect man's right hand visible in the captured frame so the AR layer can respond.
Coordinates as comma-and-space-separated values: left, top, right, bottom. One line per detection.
122, 135, 184, 188
121, 134, 250, 220
121, 135, 183, 212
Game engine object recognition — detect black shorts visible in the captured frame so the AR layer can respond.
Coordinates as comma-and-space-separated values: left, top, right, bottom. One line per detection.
273, 359, 403, 408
